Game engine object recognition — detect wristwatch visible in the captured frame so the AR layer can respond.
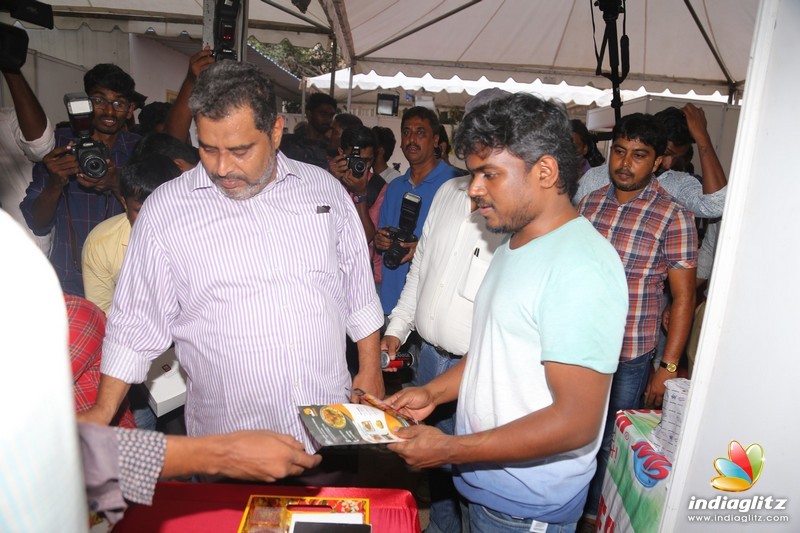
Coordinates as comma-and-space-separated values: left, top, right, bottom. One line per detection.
660, 360, 678, 373
352, 194, 368, 204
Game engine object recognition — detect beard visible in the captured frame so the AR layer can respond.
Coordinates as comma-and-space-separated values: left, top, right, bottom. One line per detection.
610, 169, 652, 192
474, 197, 520, 235
209, 155, 276, 201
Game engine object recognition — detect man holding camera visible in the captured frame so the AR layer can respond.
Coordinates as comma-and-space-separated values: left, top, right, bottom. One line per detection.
375, 107, 462, 316
21, 63, 140, 297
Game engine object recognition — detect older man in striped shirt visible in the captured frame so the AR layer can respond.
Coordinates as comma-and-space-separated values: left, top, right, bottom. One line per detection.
79, 62, 384, 456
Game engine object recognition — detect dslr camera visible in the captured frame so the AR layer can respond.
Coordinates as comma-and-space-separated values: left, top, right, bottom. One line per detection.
382, 192, 422, 270
64, 93, 110, 179
346, 145, 369, 178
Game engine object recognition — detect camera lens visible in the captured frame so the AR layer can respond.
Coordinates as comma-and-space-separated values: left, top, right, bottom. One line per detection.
80, 153, 108, 179
383, 243, 404, 270
353, 159, 366, 176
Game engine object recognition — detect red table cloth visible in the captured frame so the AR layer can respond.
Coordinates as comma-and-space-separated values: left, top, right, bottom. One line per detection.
114, 482, 421, 532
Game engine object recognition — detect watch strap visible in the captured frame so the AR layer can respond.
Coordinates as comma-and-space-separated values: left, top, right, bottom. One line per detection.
660, 360, 678, 372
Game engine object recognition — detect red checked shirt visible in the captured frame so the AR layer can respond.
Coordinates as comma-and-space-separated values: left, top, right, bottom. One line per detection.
579, 179, 697, 361
66, 295, 135, 428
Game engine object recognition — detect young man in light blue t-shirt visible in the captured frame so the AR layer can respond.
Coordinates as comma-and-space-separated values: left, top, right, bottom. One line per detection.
386, 93, 629, 532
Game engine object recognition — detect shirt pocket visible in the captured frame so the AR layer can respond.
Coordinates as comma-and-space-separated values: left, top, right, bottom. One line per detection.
282, 211, 338, 274
459, 251, 492, 302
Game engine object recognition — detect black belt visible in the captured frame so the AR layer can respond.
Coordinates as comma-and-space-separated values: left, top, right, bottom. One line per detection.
428, 342, 463, 359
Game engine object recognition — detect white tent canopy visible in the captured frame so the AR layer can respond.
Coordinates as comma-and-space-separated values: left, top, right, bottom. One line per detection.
306, 67, 730, 110
321, 0, 759, 96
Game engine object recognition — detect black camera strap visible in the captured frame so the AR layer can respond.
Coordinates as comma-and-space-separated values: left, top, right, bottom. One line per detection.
366, 174, 386, 208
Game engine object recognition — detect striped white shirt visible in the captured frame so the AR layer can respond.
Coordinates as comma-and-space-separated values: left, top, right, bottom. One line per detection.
101, 152, 383, 450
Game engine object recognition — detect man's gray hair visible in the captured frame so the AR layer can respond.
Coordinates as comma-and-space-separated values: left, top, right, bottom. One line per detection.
189, 61, 277, 133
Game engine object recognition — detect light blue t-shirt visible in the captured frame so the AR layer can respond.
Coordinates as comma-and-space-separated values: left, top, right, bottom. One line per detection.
454, 216, 628, 524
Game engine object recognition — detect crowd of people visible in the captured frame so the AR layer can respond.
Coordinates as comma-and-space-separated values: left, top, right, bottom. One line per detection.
1, 48, 727, 532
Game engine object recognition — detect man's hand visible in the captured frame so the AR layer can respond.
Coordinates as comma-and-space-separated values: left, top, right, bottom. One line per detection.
76, 158, 120, 196
328, 151, 348, 181
188, 47, 215, 80
385, 386, 437, 421
374, 228, 393, 251
682, 103, 709, 141
644, 367, 674, 407
43, 144, 79, 190
387, 425, 453, 469
380, 335, 402, 373
351, 369, 385, 401
209, 431, 321, 482
399, 240, 418, 265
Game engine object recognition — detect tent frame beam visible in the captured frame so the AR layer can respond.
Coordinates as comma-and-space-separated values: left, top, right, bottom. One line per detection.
50, 6, 329, 35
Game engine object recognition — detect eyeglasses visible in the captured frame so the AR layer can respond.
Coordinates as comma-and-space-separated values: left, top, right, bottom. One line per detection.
89, 96, 130, 112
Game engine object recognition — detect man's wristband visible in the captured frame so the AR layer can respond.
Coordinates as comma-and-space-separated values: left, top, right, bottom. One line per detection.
352, 194, 368, 204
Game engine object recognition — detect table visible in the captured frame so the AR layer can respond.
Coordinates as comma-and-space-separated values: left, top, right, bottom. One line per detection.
114, 482, 421, 533
596, 410, 671, 533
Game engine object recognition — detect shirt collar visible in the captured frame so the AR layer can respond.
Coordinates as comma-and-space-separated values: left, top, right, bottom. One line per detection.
189, 151, 298, 194
404, 160, 448, 186
607, 174, 659, 205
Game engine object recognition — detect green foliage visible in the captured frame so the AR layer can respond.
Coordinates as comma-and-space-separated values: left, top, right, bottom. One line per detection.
247, 36, 345, 79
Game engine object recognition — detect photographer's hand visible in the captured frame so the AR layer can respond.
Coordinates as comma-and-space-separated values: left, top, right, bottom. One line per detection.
189, 47, 215, 80
164, 46, 214, 143
328, 150, 347, 181
342, 170, 368, 196
43, 144, 78, 191
399, 240, 418, 264
76, 159, 121, 199
374, 228, 393, 251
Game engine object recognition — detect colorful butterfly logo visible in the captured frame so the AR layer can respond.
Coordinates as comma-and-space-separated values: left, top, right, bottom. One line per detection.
711, 440, 764, 492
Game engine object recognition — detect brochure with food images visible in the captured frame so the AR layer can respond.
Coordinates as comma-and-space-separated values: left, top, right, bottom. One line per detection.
298, 390, 417, 446
237, 495, 369, 533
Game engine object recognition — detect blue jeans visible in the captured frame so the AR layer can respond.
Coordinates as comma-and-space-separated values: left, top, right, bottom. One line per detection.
129, 384, 157, 430
463, 503, 577, 533
415, 341, 462, 533
584, 350, 655, 518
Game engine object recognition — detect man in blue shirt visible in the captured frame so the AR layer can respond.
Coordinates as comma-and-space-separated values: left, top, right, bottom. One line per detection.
375, 106, 461, 315
21, 64, 140, 296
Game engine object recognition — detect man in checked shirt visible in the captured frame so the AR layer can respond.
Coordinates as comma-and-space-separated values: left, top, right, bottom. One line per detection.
579, 113, 697, 522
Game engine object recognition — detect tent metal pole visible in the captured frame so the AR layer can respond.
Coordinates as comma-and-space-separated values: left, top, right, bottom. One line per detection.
329, 35, 337, 98
347, 63, 354, 110
301, 77, 307, 116
238, 0, 249, 62
682, 0, 736, 93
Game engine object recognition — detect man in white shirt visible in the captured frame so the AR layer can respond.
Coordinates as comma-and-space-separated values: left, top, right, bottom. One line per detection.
382, 174, 505, 532
382, 90, 510, 532
0, 68, 55, 252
